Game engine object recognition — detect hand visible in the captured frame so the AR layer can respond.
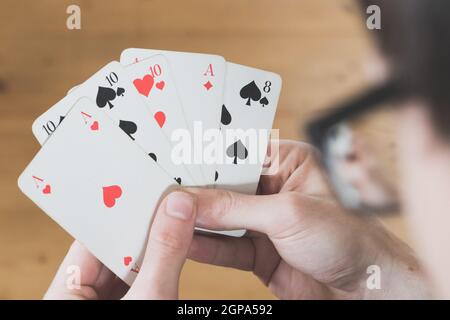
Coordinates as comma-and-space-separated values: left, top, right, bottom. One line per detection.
187, 140, 428, 299
44, 191, 196, 300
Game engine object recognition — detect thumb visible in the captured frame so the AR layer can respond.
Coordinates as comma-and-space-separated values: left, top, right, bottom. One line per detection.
124, 191, 196, 299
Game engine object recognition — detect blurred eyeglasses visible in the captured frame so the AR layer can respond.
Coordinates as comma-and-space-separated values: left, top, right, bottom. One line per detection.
306, 79, 408, 214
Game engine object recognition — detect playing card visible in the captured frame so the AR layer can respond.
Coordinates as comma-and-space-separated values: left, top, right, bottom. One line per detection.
215, 62, 282, 195
67, 84, 79, 95
32, 61, 194, 186
121, 49, 226, 186
19, 97, 178, 285
123, 55, 206, 185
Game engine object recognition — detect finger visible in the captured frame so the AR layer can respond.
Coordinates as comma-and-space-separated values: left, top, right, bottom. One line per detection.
124, 191, 196, 300
258, 140, 302, 195
189, 233, 281, 285
185, 188, 304, 237
45, 241, 114, 299
107, 277, 130, 300
188, 234, 255, 270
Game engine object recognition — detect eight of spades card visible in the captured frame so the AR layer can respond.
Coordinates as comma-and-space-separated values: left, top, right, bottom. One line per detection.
215, 62, 282, 195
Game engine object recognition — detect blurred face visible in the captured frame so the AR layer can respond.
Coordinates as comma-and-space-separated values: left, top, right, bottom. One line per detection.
397, 102, 450, 298
366, 53, 450, 297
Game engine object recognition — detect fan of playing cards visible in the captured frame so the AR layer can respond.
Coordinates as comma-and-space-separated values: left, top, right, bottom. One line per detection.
18, 49, 282, 285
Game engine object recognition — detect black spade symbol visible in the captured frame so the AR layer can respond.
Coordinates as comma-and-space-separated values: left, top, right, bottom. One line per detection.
240, 81, 261, 106
259, 96, 269, 107
221, 104, 232, 126
58, 115, 65, 124
148, 153, 157, 162
214, 171, 219, 182
119, 120, 137, 140
226, 140, 248, 164
116, 87, 125, 96
96, 86, 117, 109
174, 177, 182, 185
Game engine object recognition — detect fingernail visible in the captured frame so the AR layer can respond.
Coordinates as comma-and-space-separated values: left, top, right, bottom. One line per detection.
165, 191, 194, 221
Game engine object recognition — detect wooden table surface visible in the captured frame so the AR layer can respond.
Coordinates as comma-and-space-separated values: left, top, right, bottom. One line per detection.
0, 0, 410, 299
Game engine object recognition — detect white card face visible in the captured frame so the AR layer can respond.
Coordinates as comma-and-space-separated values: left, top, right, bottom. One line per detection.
67, 85, 79, 95
214, 62, 282, 195
123, 55, 205, 185
32, 61, 194, 186
19, 97, 177, 285
121, 49, 226, 186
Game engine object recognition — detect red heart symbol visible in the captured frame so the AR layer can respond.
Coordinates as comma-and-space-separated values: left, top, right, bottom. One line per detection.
42, 184, 51, 195
154, 111, 166, 128
133, 74, 154, 97
123, 256, 132, 266
90, 121, 99, 131
102, 185, 122, 208
155, 81, 165, 90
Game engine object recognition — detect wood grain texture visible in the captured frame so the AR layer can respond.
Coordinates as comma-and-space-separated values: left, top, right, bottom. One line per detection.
0, 0, 410, 299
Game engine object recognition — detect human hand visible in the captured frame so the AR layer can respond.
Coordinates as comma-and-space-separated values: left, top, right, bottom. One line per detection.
44, 191, 196, 300
187, 140, 428, 299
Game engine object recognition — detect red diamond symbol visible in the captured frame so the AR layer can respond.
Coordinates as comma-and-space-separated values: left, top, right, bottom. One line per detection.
203, 81, 213, 91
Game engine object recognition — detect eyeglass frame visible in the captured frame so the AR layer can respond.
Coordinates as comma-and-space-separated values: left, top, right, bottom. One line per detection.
304, 78, 409, 213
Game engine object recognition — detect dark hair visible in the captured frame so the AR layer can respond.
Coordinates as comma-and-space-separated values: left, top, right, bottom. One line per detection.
360, 0, 450, 139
